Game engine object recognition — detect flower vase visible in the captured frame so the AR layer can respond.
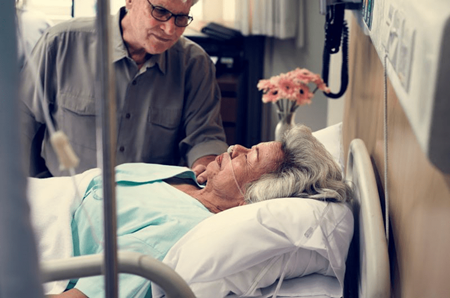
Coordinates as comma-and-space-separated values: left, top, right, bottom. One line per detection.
274, 111, 295, 141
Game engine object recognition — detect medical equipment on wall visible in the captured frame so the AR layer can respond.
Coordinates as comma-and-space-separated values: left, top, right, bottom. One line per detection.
319, 0, 361, 99
353, 0, 450, 173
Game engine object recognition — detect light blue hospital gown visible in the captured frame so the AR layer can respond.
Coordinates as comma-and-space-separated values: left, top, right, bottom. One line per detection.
69, 163, 213, 298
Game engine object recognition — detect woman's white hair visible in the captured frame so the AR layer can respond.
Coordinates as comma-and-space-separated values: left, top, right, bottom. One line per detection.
244, 125, 352, 204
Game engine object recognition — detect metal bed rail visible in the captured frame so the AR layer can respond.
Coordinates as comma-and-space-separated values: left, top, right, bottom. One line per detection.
344, 138, 390, 298
40, 251, 196, 298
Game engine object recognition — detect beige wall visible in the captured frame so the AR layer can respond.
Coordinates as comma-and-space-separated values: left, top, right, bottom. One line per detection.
344, 15, 450, 297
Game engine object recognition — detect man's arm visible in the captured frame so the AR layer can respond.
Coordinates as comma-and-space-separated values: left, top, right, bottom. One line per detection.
19, 30, 54, 176
192, 154, 216, 184
180, 39, 228, 169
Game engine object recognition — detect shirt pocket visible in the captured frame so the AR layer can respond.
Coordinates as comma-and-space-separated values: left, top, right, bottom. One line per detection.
148, 107, 182, 129
57, 92, 97, 151
146, 108, 182, 163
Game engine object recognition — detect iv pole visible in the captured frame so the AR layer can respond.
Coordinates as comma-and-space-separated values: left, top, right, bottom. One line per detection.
95, 0, 119, 296
0, 1, 44, 296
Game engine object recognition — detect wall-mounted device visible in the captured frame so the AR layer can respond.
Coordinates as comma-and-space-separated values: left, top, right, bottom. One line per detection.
320, 0, 362, 99
356, 0, 450, 173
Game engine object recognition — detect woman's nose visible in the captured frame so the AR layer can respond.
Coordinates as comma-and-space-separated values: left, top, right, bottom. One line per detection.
232, 145, 250, 158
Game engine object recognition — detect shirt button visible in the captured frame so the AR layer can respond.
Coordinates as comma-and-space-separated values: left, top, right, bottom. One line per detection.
132, 80, 137, 85
119, 146, 125, 152
125, 113, 131, 119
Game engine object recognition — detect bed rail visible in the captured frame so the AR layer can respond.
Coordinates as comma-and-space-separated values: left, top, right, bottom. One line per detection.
40, 251, 196, 298
344, 138, 390, 298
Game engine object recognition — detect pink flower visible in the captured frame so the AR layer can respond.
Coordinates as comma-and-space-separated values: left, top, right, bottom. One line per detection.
257, 67, 329, 106
262, 88, 279, 103
316, 82, 331, 93
297, 97, 312, 105
257, 79, 273, 91
289, 68, 316, 84
294, 84, 311, 106
277, 74, 297, 101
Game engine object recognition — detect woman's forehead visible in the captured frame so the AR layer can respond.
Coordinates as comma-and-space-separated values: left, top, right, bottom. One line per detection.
256, 141, 282, 154
256, 142, 283, 167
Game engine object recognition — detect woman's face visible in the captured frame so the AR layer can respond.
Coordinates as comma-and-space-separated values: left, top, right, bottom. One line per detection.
204, 142, 284, 207
124, 0, 192, 54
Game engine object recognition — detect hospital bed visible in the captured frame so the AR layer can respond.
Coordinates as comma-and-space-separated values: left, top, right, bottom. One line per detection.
343, 139, 390, 298
31, 123, 389, 298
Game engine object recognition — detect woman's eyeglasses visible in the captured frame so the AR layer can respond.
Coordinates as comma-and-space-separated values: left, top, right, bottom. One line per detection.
147, 0, 193, 27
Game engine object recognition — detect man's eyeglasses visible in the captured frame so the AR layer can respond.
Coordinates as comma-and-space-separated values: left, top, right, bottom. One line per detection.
147, 0, 193, 27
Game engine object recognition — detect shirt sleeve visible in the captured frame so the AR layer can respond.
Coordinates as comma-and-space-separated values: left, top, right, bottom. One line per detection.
180, 44, 228, 167
18, 30, 56, 174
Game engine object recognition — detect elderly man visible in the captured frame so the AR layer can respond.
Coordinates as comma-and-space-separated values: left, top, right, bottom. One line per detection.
19, 0, 227, 180
45, 125, 351, 298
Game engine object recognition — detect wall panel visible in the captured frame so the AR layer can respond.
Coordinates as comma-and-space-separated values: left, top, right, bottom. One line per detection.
343, 15, 450, 298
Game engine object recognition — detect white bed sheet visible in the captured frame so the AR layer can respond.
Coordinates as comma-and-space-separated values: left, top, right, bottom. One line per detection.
226, 274, 341, 298
27, 168, 100, 294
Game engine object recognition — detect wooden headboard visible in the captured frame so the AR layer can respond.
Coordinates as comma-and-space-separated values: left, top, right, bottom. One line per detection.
343, 15, 450, 298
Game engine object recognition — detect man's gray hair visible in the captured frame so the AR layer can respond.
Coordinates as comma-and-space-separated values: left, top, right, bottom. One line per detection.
180, 0, 200, 5
244, 125, 352, 204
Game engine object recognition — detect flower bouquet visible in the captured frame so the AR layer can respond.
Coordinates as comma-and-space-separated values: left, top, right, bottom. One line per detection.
257, 68, 330, 140
257, 67, 330, 115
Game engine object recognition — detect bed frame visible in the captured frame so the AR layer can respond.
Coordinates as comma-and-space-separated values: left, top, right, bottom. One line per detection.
344, 139, 390, 298
343, 14, 450, 297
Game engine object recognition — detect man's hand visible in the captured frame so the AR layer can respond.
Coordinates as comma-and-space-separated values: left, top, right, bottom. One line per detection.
192, 155, 216, 185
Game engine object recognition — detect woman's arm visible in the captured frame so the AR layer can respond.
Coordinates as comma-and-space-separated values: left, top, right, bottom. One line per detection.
46, 289, 88, 298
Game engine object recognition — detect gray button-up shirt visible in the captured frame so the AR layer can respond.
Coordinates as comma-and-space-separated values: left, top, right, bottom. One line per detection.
20, 7, 228, 176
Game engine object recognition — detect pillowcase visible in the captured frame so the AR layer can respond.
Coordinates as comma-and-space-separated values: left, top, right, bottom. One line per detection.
312, 122, 344, 173
152, 198, 353, 298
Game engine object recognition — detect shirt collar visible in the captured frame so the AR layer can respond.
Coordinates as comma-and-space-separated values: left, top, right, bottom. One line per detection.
112, 7, 129, 62
143, 51, 166, 74
113, 7, 166, 74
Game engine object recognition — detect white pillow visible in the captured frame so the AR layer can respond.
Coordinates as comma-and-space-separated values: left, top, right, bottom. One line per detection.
152, 123, 349, 298
152, 198, 353, 298
312, 122, 344, 173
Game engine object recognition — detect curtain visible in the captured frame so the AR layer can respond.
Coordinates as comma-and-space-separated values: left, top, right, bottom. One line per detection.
194, 0, 305, 48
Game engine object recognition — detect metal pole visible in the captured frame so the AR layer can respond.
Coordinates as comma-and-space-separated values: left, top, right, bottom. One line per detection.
95, 0, 119, 297
0, 2, 44, 297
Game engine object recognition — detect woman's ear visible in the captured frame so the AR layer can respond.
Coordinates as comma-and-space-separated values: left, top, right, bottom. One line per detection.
125, 0, 133, 10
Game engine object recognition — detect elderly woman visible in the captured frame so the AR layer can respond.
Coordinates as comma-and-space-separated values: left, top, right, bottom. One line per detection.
197, 124, 352, 206
48, 124, 351, 298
